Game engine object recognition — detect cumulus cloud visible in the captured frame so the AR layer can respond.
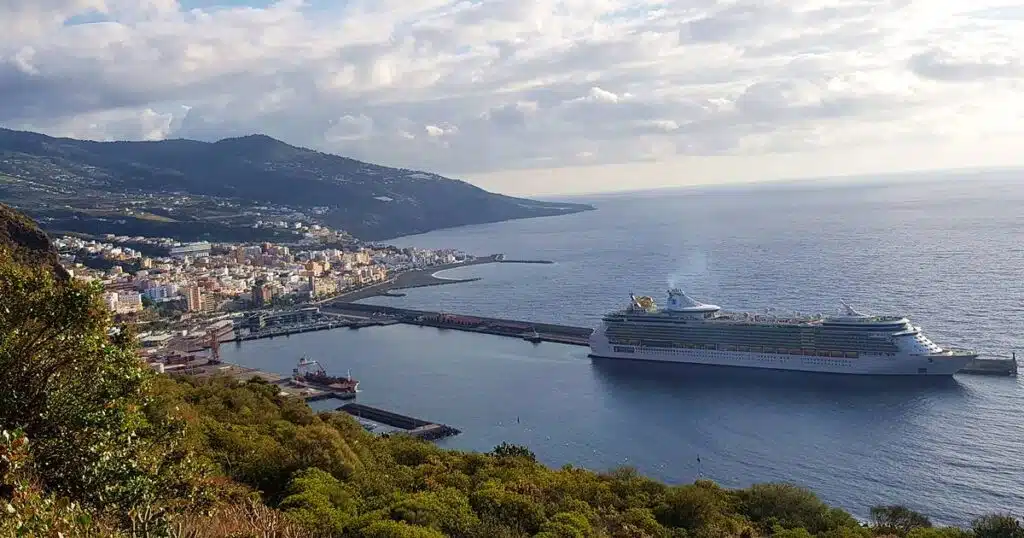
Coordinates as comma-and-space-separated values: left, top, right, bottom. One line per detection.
908, 47, 1024, 81
0, 0, 1022, 187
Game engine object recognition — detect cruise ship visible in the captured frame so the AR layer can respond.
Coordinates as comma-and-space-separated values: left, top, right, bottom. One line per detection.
588, 289, 977, 376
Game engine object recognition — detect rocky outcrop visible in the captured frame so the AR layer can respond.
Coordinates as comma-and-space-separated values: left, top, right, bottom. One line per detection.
0, 203, 69, 280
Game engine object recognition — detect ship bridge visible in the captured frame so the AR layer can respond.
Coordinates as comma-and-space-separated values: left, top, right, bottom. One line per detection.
665, 289, 721, 319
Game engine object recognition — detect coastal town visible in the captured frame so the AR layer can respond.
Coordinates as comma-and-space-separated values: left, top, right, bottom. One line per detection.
53, 222, 475, 373
47, 217, 590, 435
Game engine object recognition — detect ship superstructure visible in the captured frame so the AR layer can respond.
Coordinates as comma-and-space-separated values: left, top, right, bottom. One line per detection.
292, 357, 359, 392
588, 289, 976, 375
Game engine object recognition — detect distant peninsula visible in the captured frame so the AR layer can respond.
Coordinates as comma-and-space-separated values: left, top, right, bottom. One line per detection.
0, 128, 594, 242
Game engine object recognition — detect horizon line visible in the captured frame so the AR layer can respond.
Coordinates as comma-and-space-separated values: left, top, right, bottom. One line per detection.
531, 165, 1024, 199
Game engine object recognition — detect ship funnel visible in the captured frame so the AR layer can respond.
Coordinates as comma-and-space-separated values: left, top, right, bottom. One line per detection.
839, 300, 866, 317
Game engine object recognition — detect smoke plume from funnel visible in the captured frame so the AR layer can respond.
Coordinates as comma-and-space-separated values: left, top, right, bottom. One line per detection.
667, 250, 709, 290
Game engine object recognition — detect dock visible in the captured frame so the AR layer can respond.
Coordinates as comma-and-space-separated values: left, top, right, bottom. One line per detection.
301, 390, 357, 401
323, 303, 592, 346
498, 259, 554, 264
234, 318, 397, 341
174, 361, 285, 383
338, 403, 460, 440
960, 354, 1018, 377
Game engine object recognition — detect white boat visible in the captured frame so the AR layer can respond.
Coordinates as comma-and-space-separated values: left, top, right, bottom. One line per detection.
588, 289, 976, 376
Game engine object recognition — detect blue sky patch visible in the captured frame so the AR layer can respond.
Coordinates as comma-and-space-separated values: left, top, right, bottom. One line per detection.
64, 11, 110, 26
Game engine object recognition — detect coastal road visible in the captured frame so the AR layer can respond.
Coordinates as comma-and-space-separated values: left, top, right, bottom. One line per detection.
317, 255, 501, 304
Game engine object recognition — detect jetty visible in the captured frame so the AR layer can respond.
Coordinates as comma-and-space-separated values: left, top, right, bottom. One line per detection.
235, 318, 396, 341
960, 353, 1018, 377
303, 390, 356, 402
338, 403, 461, 440
323, 303, 592, 346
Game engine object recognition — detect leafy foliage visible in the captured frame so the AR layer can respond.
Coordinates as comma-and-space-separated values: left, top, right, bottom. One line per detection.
491, 442, 537, 461
870, 505, 934, 536
738, 483, 857, 534
153, 375, 1024, 538
971, 515, 1024, 538
0, 247, 206, 531
0, 428, 114, 537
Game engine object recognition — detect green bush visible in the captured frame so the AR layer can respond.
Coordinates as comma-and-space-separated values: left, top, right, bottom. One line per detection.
972, 514, 1024, 538
0, 250, 205, 532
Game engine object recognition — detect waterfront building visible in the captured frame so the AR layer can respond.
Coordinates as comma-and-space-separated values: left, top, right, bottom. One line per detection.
185, 285, 203, 312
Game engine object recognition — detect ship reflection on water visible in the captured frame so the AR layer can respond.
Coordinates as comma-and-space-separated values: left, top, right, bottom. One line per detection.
588, 357, 966, 402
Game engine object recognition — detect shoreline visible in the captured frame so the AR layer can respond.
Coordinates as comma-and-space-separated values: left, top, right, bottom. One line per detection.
322, 254, 553, 304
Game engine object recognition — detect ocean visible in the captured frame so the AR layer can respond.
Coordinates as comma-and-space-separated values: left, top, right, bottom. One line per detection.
220, 171, 1024, 525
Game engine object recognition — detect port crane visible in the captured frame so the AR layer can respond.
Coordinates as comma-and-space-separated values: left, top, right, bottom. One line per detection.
293, 357, 330, 379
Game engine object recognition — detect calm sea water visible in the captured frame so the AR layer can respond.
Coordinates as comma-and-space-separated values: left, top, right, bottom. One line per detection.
222, 172, 1024, 525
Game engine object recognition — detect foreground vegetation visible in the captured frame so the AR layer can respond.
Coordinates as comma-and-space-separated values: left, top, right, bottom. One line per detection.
1, 241, 1022, 537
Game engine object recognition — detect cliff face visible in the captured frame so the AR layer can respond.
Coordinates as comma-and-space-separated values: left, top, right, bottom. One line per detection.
0, 203, 68, 280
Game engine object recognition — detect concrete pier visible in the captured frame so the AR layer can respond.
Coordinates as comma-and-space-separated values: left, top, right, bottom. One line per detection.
235, 318, 396, 341
338, 403, 460, 440
303, 392, 356, 402
323, 303, 592, 346
960, 355, 1018, 377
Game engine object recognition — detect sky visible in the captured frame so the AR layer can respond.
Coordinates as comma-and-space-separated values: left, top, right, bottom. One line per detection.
1, 0, 1022, 196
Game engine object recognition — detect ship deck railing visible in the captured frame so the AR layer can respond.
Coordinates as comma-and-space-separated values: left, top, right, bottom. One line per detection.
611, 311, 917, 328
611, 318, 828, 329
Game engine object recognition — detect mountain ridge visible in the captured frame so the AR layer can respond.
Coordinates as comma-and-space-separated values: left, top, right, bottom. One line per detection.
0, 128, 594, 241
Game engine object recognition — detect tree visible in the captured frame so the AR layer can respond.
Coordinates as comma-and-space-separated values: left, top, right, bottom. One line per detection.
972, 515, 1024, 538
361, 520, 448, 538
0, 248, 202, 528
737, 483, 843, 534
387, 488, 479, 536
491, 442, 537, 461
907, 527, 972, 538
279, 468, 356, 535
470, 485, 546, 535
0, 429, 115, 537
870, 505, 933, 536
654, 481, 731, 532
536, 511, 593, 538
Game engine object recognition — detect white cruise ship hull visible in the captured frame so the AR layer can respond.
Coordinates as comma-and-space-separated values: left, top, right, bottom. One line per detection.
589, 335, 974, 376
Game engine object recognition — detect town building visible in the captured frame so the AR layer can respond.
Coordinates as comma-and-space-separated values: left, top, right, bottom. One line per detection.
185, 285, 203, 312
169, 242, 212, 259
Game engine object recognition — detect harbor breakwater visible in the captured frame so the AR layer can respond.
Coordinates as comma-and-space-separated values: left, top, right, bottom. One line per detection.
323, 302, 592, 345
